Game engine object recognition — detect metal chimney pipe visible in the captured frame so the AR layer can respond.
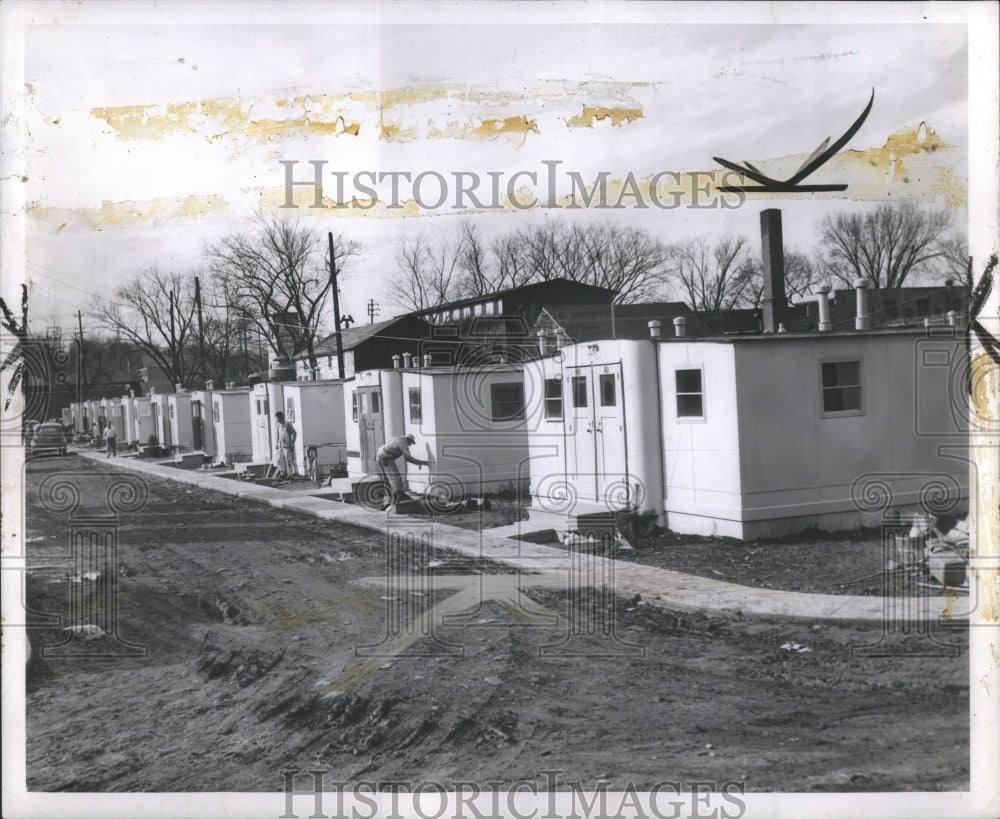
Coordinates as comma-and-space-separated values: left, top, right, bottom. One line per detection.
854, 279, 871, 330
402, 352, 413, 368
946, 310, 957, 326
648, 320, 662, 338
423, 354, 432, 367
392, 354, 401, 369
205, 380, 214, 391
554, 328, 567, 350
815, 284, 833, 331
225, 382, 235, 390
671, 316, 686, 337
760, 209, 787, 334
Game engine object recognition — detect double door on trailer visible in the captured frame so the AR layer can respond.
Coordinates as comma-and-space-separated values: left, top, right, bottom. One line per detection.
191, 401, 204, 451
357, 387, 385, 474
564, 363, 627, 503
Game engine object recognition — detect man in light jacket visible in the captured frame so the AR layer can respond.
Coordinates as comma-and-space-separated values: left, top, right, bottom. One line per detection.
375, 433, 428, 509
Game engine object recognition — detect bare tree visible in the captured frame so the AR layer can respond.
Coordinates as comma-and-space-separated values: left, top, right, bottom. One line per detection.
388, 233, 463, 314
742, 248, 820, 307
92, 268, 197, 387
404, 219, 669, 305
817, 201, 953, 288
664, 235, 757, 313
206, 215, 359, 372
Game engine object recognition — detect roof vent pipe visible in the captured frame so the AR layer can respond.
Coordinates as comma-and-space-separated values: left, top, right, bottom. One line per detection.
854, 279, 871, 330
392, 354, 401, 369
423, 354, 433, 368
815, 284, 833, 332
673, 317, 688, 337
402, 352, 413, 368
946, 310, 957, 326
648, 320, 662, 338
554, 328, 568, 350
205, 380, 214, 391
537, 330, 552, 356
225, 382, 235, 390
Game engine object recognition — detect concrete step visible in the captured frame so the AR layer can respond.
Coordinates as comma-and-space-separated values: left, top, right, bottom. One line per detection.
527, 502, 619, 537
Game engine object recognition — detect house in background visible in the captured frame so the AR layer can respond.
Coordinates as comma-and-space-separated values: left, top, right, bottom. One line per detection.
295, 279, 618, 380
294, 314, 431, 381
343, 359, 529, 497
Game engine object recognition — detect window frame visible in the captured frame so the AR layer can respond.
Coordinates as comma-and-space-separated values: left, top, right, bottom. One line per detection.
408, 387, 423, 423
570, 375, 588, 408
820, 358, 865, 417
351, 391, 358, 422
543, 377, 563, 420
490, 381, 525, 422
674, 366, 705, 422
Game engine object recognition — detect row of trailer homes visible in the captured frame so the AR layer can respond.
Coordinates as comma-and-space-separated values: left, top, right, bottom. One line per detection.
69, 210, 970, 540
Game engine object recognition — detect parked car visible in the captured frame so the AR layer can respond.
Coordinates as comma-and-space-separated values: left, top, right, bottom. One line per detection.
28, 422, 68, 458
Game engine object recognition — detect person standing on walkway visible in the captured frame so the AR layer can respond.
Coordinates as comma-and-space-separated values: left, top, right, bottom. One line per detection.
267, 411, 297, 479
105, 423, 117, 458
375, 433, 428, 509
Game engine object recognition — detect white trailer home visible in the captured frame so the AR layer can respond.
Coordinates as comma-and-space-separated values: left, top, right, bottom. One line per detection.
281, 380, 346, 478
147, 391, 172, 450
100, 397, 125, 441
211, 388, 253, 465
188, 388, 216, 458
344, 361, 530, 497
167, 392, 194, 453
523, 326, 968, 540
131, 396, 155, 445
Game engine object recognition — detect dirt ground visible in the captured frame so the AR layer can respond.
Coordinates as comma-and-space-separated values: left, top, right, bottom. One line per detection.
21, 455, 968, 793
577, 527, 962, 597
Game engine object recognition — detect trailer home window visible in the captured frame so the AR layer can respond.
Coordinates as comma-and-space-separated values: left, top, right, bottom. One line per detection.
675, 369, 703, 418
571, 376, 588, 408
821, 360, 862, 413
351, 391, 358, 421
408, 388, 422, 422
599, 374, 616, 406
544, 378, 563, 419
491, 383, 525, 421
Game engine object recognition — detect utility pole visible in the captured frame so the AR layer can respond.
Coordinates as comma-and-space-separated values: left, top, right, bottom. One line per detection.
194, 275, 206, 379
367, 298, 380, 324
76, 310, 83, 408
168, 289, 179, 387
328, 232, 345, 380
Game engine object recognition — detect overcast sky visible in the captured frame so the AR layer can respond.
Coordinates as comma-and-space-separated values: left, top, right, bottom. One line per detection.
2, 2, 987, 336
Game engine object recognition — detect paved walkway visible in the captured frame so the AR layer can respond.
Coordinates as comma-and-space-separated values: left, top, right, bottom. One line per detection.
71, 449, 965, 625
